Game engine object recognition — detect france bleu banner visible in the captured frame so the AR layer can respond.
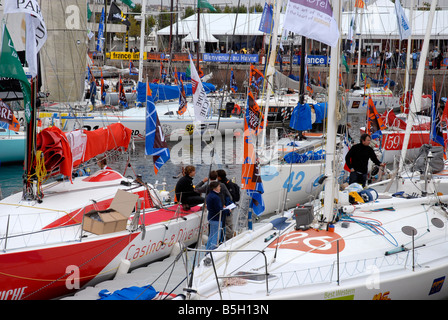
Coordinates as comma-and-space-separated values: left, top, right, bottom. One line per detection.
259, 3, 274, 34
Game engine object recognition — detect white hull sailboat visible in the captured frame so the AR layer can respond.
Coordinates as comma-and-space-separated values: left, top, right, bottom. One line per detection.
183, 0, 448, 301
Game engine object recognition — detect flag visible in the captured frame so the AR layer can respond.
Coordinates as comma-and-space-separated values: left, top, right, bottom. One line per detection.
355, 0, 365, 8
242, 93, 265, 215
367, 95, 386, 139
342, 54, 349, 73
0, 100, 20, 132
249, 64, 264, 97
101, 70, 106, 105
430, 78, 445, 148
4, 0, 47, 77
246, 91, 265, 136
108, 1, 131, 27
189, 56, 210, 121
395, 0, 411, 41
129, 60, 138, 75
118, 76, 128, 108
283, 0, 339, 47
259, 3, 274, 34
230, 68, 238, 93
120, 0, 136, 9
0, 26, 32, 124
96, 8, 105, 53
342, 136, 351, 172
198, 0, 217, 12
383, 76, 389, 91
178, 77, 187, 115
145, 83, 170, 174
318, 71, 322, 87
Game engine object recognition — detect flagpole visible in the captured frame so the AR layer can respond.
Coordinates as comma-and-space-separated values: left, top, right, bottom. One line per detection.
138, 0, 146, 83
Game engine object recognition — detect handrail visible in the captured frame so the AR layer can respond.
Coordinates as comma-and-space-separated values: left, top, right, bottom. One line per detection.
186, 247, 270, 298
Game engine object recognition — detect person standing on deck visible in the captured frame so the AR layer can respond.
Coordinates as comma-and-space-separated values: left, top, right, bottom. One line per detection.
345, 133, 386, 187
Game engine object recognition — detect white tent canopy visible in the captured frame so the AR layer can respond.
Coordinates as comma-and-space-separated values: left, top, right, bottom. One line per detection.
158, 1, 448, 49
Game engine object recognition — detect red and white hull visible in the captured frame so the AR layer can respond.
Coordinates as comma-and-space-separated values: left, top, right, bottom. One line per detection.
0, 169, 206, 300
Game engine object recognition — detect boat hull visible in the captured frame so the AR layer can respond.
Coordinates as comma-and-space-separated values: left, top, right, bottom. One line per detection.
0, 133, 25, 164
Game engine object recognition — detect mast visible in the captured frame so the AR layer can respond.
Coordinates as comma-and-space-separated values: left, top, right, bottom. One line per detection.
398, 0, 437, 174
322, 0, 341, 223
403, 0, 415, 103
138, 0, 146, 83
260, 0, 283, 148
299, 36, 306, 104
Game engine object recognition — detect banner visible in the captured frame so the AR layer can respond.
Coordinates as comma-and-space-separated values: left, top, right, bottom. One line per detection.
189, 56, 210, 121
394, 0, 411, 41
259, 3, 274, 34
145, 83, 170, 174
202, 53, 259, 64
4, 0, 48, 77
0, 26, 32, 123
283, 0, 339, 47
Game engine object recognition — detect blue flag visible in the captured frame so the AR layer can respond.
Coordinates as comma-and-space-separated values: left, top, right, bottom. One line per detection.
259, 3, 274, 34
145, 83, 170, 174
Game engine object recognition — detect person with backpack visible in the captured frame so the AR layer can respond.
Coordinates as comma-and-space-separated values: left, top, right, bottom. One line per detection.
217, 170, 240, 239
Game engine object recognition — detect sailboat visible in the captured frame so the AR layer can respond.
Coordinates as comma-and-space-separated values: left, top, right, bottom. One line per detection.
0, 5, 207, 301
181, 0, 448, 301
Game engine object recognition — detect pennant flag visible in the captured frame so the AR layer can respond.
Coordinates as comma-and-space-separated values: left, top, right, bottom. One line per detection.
367, 95, 386, 139
430, 78, 445, 148
0, 26, 32, 123
246, 91, 265, 136
145, 83, 170, 174
0, 99, 20, 132
101, 69, 106, 104
198, 0, 217, 12
189, 56, 210, 121
118, 76, 128, 108
259, 3, 274, 34
178, 77, 187, 115
4, 0, 47, 77
304, 58, 313, 94
394, 0, 411, 41
160, 62, 166, 82
129, 60, 138, 75
96, 8, 105, 53
108, 1, 131, 27
120, 0, 136, 9
230, 68, 238, 93
283, 0, 339, 47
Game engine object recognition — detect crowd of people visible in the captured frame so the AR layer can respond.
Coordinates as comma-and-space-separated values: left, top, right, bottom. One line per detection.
174, 166, 240, 251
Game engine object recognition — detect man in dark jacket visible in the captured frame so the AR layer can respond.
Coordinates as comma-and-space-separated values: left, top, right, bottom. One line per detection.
174, 165, 204, 210
345, 133, 385, 187
205, 181, 224, 250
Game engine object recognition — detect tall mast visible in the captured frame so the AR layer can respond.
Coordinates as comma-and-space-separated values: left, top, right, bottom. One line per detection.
138, 0, 147, 83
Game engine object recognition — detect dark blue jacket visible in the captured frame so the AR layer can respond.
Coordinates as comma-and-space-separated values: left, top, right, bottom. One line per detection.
206, 191, 223, 222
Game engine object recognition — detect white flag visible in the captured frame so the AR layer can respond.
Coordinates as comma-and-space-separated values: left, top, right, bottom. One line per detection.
394, 0, 411, 41
283, 0, 339, 47
189, 57, 210, 122
4, 0, 48, 77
